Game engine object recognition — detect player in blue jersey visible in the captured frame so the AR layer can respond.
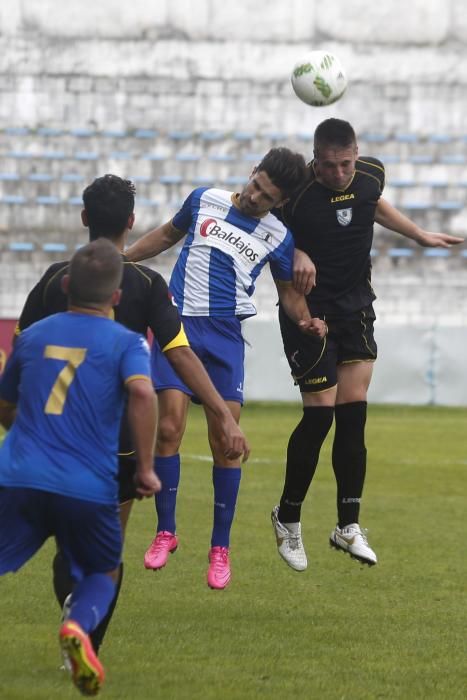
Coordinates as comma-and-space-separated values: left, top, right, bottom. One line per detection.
0, 239, 160, 696
126, 147, 327, 589
17, 173, 250, 654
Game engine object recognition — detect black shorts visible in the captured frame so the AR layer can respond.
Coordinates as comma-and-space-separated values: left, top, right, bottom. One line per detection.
117, 456, 138, 504
279, 304, 377, 393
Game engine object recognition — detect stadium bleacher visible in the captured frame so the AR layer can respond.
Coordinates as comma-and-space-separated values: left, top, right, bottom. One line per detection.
0, 125, 466, 320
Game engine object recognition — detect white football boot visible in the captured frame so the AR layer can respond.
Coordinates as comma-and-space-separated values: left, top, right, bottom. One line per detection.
329, 523, 377, 566
271, 505, 307, 572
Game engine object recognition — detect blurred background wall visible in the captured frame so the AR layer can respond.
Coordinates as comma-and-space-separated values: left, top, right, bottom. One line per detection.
1, 0, 467, 133
1, 0, 466, 403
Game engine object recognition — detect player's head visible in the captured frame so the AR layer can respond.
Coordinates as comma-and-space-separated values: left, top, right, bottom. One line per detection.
238, 147, 307, 217
64, 238, 123, 309
82, 174, 136, 241
313, 118, 358, 190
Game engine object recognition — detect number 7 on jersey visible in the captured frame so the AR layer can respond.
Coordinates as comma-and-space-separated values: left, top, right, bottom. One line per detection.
44, 345, 87, 415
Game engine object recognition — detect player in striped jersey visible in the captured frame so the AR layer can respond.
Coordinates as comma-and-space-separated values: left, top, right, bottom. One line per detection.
126, 147, 327, 588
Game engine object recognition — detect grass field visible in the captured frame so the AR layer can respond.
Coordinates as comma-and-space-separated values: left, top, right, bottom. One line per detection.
0, 403, 466, 699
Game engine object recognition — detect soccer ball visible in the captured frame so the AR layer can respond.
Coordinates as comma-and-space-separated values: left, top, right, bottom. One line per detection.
291, 51, 347, 107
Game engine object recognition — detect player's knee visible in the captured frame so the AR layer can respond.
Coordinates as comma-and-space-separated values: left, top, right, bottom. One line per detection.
334, 401, 367, 436
298, 405, 335, 443
207, 432, 240, 467
156, 415, 185, 451
333, 401, 367, 452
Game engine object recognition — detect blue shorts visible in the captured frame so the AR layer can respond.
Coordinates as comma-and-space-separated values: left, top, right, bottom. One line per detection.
152, 316, 245, 404
0, 487, 122, 582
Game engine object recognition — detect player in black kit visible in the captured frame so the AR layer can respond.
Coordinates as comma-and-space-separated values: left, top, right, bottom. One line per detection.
17, 175, 249, 654
271, 118, 463, 571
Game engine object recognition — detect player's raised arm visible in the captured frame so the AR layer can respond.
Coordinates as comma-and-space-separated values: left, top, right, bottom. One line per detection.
125, 221, 185, 262
375, 197, 464, 248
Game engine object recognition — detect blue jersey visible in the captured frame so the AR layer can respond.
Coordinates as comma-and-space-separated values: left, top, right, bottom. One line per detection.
0, 312, 151, 504
171, 187, 295, 318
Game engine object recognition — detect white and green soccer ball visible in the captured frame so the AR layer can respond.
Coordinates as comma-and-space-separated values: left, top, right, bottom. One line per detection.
291, 51, 347, 107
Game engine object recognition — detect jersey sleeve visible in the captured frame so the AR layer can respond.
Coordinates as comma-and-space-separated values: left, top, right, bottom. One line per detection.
359, 157, 385, 195
268, 230, 294, 283
172, 189, 196, 233
17, 263, 68, 333
147, 274, 189, 350
376, 159, 385, 194
121, 333, 152, 386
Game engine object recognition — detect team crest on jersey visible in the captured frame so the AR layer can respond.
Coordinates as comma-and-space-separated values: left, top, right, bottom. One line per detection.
336, 208, 352, 226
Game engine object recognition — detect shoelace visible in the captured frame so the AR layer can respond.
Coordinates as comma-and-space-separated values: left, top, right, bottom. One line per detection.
287, 533, 302, 551
343, 526, 369, 545
358, 528, 370, 545
211, 548, 229, 570
151, 532, 173, 552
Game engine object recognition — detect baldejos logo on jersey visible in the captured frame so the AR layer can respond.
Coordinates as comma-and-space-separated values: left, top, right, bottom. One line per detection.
199, 217, 259, 262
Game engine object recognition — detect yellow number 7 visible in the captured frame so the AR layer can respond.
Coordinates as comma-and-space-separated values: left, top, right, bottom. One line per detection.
44, 345, 87, 415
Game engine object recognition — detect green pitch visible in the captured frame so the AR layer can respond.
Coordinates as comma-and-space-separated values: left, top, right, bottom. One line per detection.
0, 403, 465, 699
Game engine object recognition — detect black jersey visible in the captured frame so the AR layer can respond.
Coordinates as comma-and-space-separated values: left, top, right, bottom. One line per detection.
277, 157, 385, 315
17, 256, 187, 457
18, 257, 183, 349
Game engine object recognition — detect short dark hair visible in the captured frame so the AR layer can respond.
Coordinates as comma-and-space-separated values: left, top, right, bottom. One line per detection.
82, 174, 136, 240
256, 147, 307, 197
68, 238, 123, 307
314, 118, 357, 152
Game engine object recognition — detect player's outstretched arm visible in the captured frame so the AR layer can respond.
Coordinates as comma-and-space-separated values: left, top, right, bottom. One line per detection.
375, 197, 464, 247
126, 378, 161, 497
292, 248, 317, 295
125, 221, 186, 262
164, 346, 250, 462
275, 281, 327, 338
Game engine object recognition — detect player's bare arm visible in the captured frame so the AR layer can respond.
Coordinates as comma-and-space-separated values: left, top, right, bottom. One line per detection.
164, 346, 250, 462
126, 377, 161, 497
375, 197, 464, 247
292, 247, 317, 295
125, 221, 185, 262
275, 281, 326, 338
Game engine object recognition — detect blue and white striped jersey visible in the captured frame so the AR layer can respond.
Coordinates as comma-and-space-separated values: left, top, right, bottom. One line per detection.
170, 187, 295, 318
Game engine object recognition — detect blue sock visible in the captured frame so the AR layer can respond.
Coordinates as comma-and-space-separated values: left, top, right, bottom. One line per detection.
68, 573, 116, 634
211, 466, 242, 548
155, 454, 180, 533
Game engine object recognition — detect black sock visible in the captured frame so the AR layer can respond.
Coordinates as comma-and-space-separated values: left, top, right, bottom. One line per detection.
332, 401, 367, 527
90, 562, 124, 655
279, 406, 334, 523
52, 549, 74, 608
